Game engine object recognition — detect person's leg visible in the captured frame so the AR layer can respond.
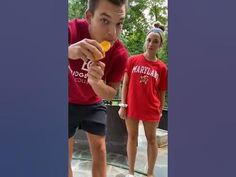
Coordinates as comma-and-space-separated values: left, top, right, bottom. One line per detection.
142, 121, 158, 177
68, 103, 80, 177
87, 132, 106, 177
125, 118, 139, 175
68, 137, 74, 177
80, 101, 107, 177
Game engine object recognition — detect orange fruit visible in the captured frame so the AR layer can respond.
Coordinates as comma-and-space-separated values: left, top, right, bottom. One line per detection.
100, 41, 111, 52
94, 41, 111, 61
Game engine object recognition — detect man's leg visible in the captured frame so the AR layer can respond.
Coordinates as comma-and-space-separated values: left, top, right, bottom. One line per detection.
68, 103, 78, 177
68, 137, 74, 177
125, 118, 139, 175
142, 121, 158, 177
87, 132, 107, 177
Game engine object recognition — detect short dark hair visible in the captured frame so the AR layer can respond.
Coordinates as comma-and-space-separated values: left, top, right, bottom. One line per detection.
87, 0, 128, 14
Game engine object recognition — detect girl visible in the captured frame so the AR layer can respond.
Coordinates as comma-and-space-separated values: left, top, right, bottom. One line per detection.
118, 23, 168, 177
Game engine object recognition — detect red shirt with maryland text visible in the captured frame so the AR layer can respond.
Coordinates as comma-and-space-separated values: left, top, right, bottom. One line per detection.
126, 54, 168, 122
68, 19, 128, 105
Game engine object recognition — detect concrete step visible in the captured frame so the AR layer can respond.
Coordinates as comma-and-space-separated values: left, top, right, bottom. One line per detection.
157, 128, 168, 147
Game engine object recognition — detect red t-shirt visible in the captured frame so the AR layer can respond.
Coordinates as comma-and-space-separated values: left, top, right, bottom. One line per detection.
68, 19, 128, 105
126, 54, 168, 122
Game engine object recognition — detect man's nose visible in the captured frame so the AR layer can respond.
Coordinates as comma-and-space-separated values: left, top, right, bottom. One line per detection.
107, 25, 117, 41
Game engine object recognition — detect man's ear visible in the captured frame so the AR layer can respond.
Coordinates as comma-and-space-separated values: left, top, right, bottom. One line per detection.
85, 10, 93, 24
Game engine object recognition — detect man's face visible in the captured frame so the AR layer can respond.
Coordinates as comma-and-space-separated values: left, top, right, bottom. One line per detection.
86, 0, 126, 44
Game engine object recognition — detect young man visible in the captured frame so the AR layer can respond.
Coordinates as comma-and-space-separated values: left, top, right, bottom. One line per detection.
68, 0, 129, 177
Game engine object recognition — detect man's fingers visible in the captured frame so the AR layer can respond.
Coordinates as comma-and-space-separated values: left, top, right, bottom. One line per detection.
69, 39, 105, 61
85, 39, 103, 53
88, 65, 104, 78
79, 46, 95, 61
97, 61, 106, 70
82, 39, 104, 60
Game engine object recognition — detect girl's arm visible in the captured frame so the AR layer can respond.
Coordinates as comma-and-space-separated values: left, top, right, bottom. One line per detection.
120, 73, 129, 105
159, 91, 166, 116
118, 73, 129, 119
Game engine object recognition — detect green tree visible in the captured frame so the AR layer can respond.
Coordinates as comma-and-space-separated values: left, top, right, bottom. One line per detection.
148, 0, 168, 25
120, 0, 149, 55
158, 32, 168, 64
68, 0, 87, 20
122, 0, 168, 64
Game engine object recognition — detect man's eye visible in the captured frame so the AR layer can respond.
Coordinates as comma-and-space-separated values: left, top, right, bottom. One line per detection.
117, 22, 123, 28
101, 18, 109, 24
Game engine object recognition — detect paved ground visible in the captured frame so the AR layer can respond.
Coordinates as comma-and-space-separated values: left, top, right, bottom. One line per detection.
71, 124, 168, 177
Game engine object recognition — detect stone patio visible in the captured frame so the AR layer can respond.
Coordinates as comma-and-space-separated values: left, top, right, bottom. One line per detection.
72, 124, 168, 177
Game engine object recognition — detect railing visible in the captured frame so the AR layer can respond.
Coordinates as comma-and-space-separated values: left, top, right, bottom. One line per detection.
104, 99, 168, 130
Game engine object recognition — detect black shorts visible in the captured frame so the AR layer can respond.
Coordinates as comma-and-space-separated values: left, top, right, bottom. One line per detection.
68, 102, 107, 138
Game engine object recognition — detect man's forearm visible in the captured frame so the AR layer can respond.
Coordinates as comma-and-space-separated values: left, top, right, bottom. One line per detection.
90, 80, 117, 101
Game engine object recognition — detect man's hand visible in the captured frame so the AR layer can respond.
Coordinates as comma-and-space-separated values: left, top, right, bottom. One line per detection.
87, 61, 105, 86
68, 38, 104, 62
